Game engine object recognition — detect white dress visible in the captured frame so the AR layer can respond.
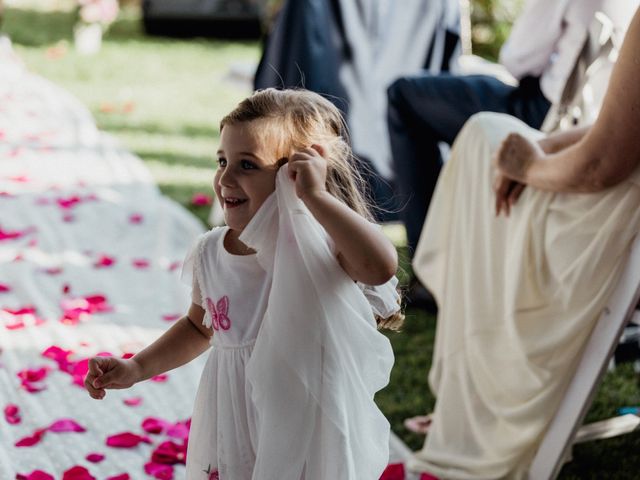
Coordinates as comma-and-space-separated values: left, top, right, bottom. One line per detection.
183, 226, 269, 479
183, 166, 399, 480
409, 112, 640, 479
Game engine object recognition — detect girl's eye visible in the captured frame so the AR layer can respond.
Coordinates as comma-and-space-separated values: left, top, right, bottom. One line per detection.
217, 158, 227, 167
241, 160, 257, 170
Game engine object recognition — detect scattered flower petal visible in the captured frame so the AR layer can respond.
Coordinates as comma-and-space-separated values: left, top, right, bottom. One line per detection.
106, 432, 151, 448
166, 421, 189, 441
190, 193, 212, 206
43, 267, 63, 275
94, 254, 116, 268
129, 213, 143, 224
0, 283, 11, 293
380, 463, 404, 480
4, 403, 21, 424
151, 374, 168, 382
142, 417, 170, 435
62, 465, 96, 480
15, 428, 47, 447
123, 397, 143, 407
144, 462, 174, 480
106, 475, 130, 480
151, 440, 187, 465
419, 473, 440, 480
48, 418, 86, 433
15, 470, 55, 480
86, 453, 105, 463
162, 314, 181, 322
132, 258, 149, 269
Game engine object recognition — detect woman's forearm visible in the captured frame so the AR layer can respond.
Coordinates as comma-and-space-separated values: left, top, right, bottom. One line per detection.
132, 316, 211, 382
525, 135, 633, 193
538, 126, 590, 154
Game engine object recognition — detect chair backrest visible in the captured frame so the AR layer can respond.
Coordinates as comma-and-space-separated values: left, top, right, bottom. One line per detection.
528, 233, 640, 479
541, 11, 617, 133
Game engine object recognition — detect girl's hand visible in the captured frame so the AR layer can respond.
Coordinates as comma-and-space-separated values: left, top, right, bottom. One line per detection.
84, 356, 142, 400
287, 145, 328, 202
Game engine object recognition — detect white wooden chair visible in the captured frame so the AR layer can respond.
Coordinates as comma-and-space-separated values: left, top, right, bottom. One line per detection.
528, 233, 640, 479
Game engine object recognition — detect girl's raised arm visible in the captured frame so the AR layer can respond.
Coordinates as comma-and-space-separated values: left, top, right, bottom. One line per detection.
287, 146, 398, 286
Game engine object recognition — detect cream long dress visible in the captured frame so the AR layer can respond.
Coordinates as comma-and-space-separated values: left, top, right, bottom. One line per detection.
409, 112, 640, 479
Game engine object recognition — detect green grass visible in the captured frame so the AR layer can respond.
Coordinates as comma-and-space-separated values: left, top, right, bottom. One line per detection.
4, 6, 640, 478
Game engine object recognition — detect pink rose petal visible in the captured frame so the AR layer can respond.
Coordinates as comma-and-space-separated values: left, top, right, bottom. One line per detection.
94, 255, 116, 268
166, 421, 190, 441
4, 403, 21, 424
380, 463, 404, 480
162, 313, 181, 322
142, 417, 171, 434
8, 175, 29, 183
209, 471, 219, 480
190, 193, 212, 206
43, 267, 63, 275
151, 440, 187, 464
57, 195, 81, 209
132, 259, 149, 269
129, 213, 144, 224
106, 475, 130, 480
144, 462, 174, 480
86, 453, 105, 463
48, 418, 86, 433
0, 283, 11, 293
420, 473, 440, 480
167, 261, 181, 272
62, 466, 96, 480
151, 374, 168, 383
17, 366, 48, 382
106, 432, 151, 448
123, 397, 143, 407
15, 428, 48, 447
16, 470, 55, 480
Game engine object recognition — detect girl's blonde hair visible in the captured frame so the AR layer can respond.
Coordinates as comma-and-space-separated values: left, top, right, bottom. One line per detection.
221, 88, 404, 330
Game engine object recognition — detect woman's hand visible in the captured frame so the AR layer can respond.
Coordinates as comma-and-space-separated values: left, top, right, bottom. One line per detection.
287, 145, 328, 202
84, 356, 142, 400
496, 132, 544, 181
493, 132, 544, 216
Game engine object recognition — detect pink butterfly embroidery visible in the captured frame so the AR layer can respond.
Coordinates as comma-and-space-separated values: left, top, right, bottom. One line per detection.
206, 295, 231, 331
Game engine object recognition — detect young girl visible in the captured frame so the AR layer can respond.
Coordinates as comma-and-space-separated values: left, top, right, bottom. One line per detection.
84, 88, 403, 479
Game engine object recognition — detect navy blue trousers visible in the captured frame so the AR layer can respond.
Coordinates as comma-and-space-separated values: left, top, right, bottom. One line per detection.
387, 73, 551, 254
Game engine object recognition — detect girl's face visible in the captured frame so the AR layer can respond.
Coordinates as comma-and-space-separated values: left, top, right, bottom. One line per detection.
214, 122, 280, 232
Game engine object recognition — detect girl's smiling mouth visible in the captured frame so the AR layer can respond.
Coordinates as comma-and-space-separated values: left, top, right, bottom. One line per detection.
223, 197, 247, 208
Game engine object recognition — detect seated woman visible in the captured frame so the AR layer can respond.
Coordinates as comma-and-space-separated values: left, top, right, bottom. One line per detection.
409, 7, 640, 479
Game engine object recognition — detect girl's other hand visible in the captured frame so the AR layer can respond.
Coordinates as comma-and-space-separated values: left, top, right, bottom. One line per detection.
84, 356, 142, 400
288, 144, 328, 201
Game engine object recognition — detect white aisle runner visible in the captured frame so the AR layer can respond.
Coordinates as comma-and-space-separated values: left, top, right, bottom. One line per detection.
0, 45, 206, 479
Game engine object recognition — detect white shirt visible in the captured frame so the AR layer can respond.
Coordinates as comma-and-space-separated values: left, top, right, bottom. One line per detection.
499, 0, 638, 104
